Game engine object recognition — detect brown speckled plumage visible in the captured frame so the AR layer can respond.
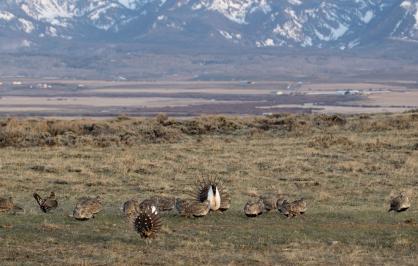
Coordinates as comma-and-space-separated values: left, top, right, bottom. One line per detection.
73, 196, 102, 220
259, 193, 282, 212
389, 192, 410, 212
123, 199, 141, 220
175, 198, 210, 217
139, 196, 176, 212
0, 196, 23, 214
278, 198, 307, 217
0, 197, 15, 212
244, 199, 264, 217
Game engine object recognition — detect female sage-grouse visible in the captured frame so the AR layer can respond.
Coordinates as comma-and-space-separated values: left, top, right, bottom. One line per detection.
123, 199, 141, 220
244, 199, 265, 217
388, 192, 410, 213
0, 196, 23, 213
278, 198, 307, 218
175, 198, 210, 218
72, 196, 103, 220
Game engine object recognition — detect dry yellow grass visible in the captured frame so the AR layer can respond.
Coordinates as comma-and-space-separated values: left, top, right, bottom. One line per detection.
0, 112, 417, 265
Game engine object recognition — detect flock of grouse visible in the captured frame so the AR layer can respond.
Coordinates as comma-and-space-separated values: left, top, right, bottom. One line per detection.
0, 177, 412, 239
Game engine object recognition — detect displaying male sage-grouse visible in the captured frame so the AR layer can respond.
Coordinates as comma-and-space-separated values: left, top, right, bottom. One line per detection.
72, 196, 103, 220
33, 192, 58, 213
175, 198, 210, 218
244, 199, 265, 217
278, 198, 307, 218
0, 196, 23, 213
132, 206, 162, 239
194, 177, 230, 212
388, 192, 410, 213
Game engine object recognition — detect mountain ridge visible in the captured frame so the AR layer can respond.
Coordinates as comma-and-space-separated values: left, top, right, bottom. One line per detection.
0, 0, 417, 51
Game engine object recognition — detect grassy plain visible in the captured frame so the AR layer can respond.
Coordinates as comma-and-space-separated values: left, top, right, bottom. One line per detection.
0, 113, 417, 265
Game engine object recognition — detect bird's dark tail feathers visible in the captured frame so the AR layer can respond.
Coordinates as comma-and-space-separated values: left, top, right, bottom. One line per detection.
33, 193, 43, 207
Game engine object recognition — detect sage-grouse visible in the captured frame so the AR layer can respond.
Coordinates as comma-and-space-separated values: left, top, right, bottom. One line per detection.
388, 192, 410, 213
73, 196, 102, 220
219, 190, 231, 212
259, 192, 282, 212
194, 177, 230, 212
244, 199, 265, 217
139, 196, 176, 212
175, 198, 210, 217
175, 198, 192, 217
132, 206, 162, 239
33, 192, 58, 213
0, 196, 23, 214
292, 198, 307, 215
123, 199, 141, 220
278, 198, 307, 218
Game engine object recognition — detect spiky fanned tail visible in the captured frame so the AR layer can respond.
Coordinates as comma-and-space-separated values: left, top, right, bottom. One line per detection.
33, 193, 43, 207
193, 177, 221, 202
133, 208, 162, 239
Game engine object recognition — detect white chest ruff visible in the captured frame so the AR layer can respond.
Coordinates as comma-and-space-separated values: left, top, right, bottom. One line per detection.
207, 186, 221, 211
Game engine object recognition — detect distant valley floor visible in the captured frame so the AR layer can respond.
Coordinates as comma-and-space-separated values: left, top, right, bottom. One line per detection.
0, 79, 417, 118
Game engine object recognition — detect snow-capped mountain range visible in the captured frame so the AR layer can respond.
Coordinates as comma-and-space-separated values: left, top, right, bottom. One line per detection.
0, 0, 418, 50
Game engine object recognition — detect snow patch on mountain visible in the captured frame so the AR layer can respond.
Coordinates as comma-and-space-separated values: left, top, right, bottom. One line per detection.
416, 11, 418, 29
259, 38, 275, 47
274, 21, 302, 43
118, 0, 166, 9
21, 39, 32, 47
314, 23, 349, 42
209, 0, 271, 24
401, 1, 413, 9
219, 30, 232, 39
18, 18, 35, 33
414, 4, 418, 29
46, 26, 58, 36
118, 0, 135, 8
288, 0, 302, 6
400, 0, 418, 29
361, 10, 374, 23
88, 2, 123, 30
0, 0, 418, 49
20, 0, 74, 23
0, 11, 16, 21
